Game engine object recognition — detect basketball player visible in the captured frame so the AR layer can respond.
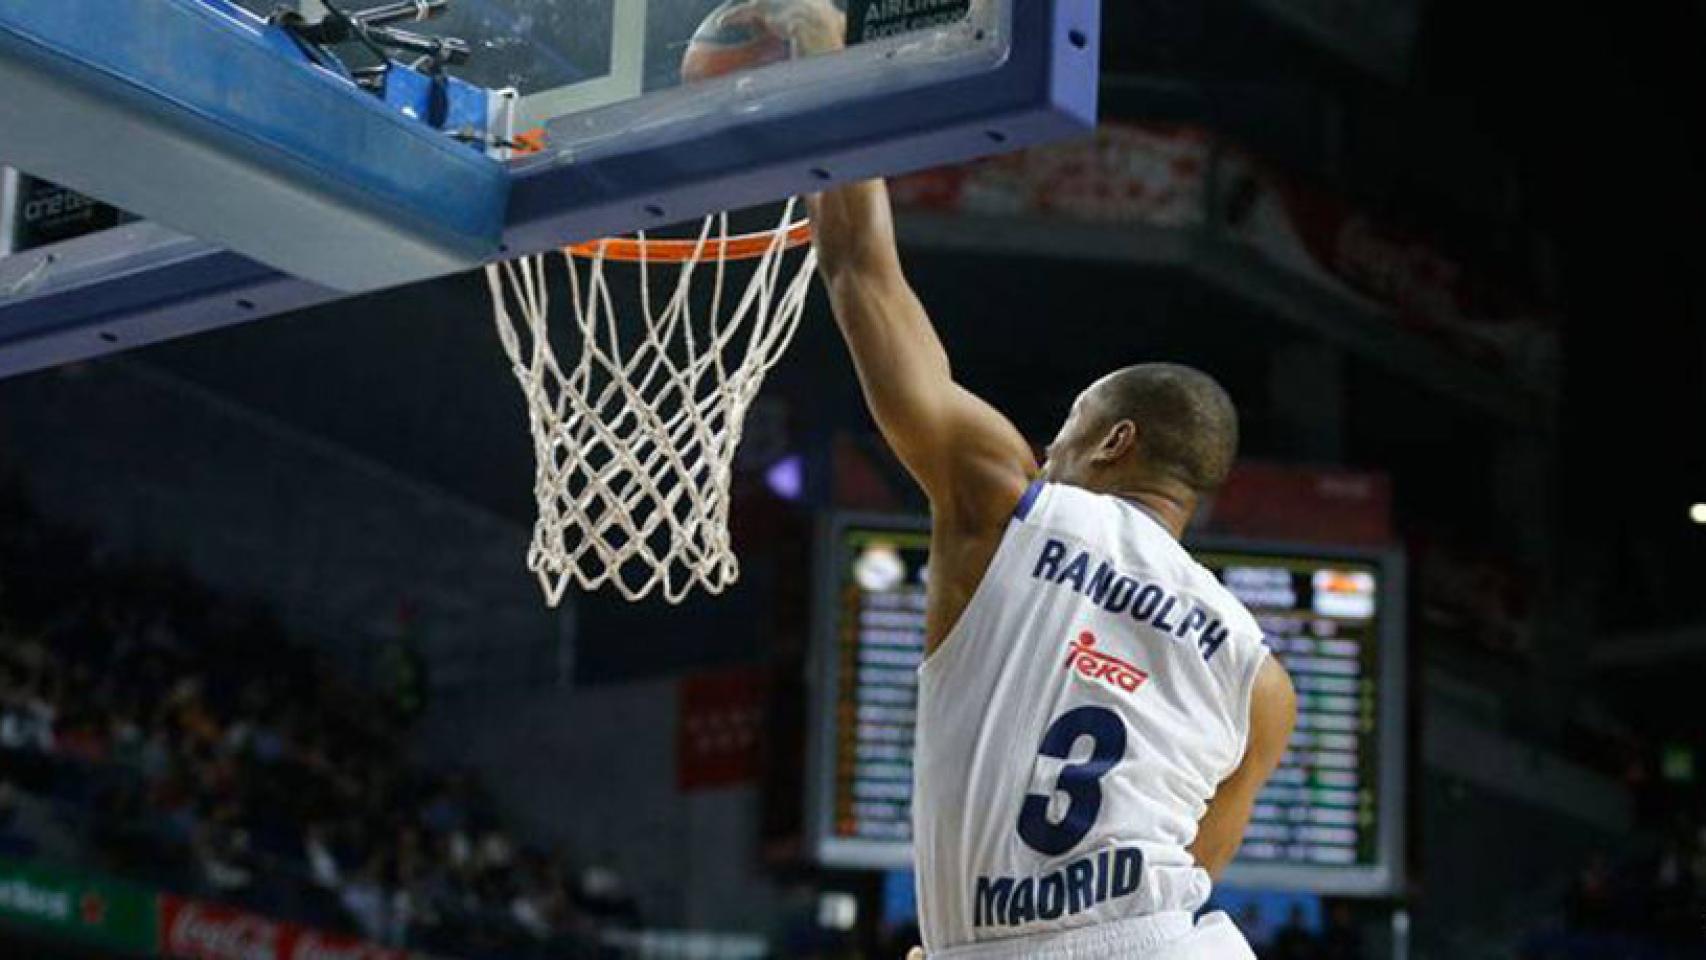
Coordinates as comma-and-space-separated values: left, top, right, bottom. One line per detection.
748, 3, 1299, 957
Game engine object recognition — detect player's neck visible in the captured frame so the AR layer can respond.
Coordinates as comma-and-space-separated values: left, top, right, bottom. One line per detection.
1110, 488, 1192, 541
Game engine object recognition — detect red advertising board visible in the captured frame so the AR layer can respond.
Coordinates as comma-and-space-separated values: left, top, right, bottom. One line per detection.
1198, 461, 1392, 547
1219, 148, 1557, 390
892, 121, 1557, 393
159, 895, 413, 960
676, 667, 768, 792
892, 122, 1209, 227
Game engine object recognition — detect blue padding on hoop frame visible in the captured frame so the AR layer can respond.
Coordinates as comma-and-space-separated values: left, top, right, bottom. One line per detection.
0, 0, 507, 292
0, 0, 1099, 380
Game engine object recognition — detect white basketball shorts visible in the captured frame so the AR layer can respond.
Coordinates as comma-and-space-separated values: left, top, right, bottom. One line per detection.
928, 911, 1255, 960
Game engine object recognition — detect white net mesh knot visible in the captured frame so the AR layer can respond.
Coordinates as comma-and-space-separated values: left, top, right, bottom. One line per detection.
486, 201, 816, 606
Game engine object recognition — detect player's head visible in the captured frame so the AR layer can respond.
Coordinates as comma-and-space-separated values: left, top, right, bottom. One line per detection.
1040, 363, 1238, 504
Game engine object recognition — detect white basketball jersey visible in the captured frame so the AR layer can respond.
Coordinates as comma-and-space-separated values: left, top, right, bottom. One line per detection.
913, 481, 1270, 954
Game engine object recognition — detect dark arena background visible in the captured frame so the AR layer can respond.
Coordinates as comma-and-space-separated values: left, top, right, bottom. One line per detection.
4, 2, 1705, 959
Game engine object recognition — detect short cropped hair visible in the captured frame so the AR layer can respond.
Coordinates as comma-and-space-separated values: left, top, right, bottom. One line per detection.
1094, 364, 1238, 493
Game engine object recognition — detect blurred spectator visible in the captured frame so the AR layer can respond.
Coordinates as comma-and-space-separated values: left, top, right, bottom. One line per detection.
1318, 902, 1361, 960
0, 778, 18, 833
1526, 818, 1706, 958
1270, 904, 1319, 960
1564, 852, 1613, 931
0, 478, 624, 957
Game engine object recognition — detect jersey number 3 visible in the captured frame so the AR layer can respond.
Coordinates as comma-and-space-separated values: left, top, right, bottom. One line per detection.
1017, 706, 1128, 856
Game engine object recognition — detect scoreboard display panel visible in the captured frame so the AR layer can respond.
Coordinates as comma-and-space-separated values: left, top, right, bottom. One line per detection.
1199, 543, 1406, 895
808, 518, 933, 867
807, 512, 1405, 896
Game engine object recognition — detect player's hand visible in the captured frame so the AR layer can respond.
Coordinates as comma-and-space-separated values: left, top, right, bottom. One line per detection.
724, 0, 847, 57
905, 949, 925, 960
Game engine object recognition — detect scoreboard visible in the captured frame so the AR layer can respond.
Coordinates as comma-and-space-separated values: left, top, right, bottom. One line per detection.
1200, 546, 1406, 895
808, 520, 933, 866
807, 513, 1405, 896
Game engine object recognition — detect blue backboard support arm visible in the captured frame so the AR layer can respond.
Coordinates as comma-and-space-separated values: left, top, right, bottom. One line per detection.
0, 0, 509, 295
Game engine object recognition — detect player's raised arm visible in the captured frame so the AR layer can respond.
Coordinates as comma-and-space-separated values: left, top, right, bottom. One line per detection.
750, 0, 1033, 521
807, 182, 1036, 520
1189, 656, 1298, 878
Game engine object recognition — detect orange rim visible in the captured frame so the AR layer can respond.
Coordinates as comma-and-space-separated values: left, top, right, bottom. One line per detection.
512, 128, 550, 156
565, 220, 813, 263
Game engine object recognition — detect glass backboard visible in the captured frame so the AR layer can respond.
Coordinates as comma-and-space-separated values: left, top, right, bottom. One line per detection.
233, 1, 988, 130
0, 0, 1098, 377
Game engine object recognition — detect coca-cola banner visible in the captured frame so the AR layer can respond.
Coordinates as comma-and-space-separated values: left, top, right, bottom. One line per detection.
891, 123, 1209, 227
1218, 149, 1558, 393
159, 895, 414, 960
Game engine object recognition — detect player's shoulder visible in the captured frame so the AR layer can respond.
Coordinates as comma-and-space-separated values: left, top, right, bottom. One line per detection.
1181, 555, 1263, 638
1021, 481, 1134, 533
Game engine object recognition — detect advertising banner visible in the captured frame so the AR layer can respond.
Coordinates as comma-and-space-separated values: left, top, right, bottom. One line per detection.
892, 123, 1209, 227
0, 856, 156, 953
1218, 149, 1558, 392
845, 0, 974, 42
0, 169, 129, 256
1198, 461, 1392, 547
159, 894, 412, 960
677, 667, 768, 791
890, 121, 1556, 393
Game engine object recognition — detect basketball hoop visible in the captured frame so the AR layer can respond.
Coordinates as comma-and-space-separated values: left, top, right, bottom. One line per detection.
485, 201, 816, 606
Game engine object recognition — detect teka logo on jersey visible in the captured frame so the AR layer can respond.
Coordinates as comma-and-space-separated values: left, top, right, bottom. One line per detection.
1064, 631, 1148, 695
166, 901, 279, 960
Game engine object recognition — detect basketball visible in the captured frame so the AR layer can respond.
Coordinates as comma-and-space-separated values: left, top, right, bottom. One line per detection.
681, 1, 793, 83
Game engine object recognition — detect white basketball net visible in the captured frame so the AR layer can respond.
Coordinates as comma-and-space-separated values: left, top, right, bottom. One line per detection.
485, 201, 816, 606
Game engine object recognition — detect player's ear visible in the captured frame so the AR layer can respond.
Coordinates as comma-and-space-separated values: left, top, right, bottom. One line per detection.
1093, 420, 1138, 463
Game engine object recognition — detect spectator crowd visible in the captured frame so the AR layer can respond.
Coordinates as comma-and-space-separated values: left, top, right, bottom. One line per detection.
1520, 815, 1706, 960
0, 478, 638, 958
7, 469, 1704, 960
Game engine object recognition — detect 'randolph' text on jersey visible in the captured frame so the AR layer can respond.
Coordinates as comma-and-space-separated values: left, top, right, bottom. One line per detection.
1031, 539, 1231, 661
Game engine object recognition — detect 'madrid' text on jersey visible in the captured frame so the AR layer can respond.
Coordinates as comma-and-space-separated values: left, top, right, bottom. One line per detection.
974, 847, 1144, 928
1032, 539, 1231, 661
